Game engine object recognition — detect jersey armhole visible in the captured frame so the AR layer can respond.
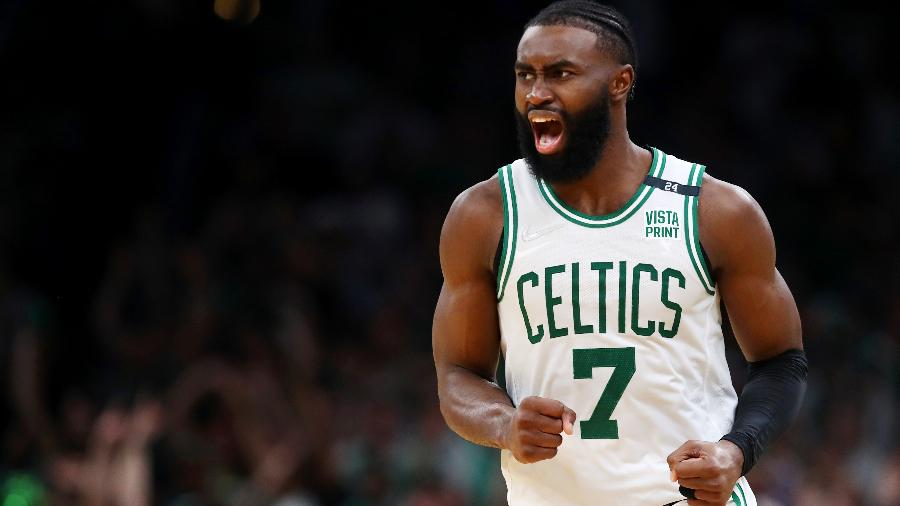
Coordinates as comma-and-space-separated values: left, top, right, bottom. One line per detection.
492, 235, 502, 278
496, 164, 518, 301
684, 164, 716, 295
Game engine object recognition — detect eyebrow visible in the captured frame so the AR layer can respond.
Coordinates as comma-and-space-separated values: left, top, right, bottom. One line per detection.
514, 59, 580, 72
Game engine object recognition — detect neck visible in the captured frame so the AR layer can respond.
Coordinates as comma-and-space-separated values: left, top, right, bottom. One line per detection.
547, 127, 652, 217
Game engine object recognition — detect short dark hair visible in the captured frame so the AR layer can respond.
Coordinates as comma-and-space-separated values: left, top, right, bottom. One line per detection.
526, 1, 638, 98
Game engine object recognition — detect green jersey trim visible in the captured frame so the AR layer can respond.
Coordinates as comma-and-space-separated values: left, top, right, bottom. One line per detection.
684, 163, 715, 295
497, 165, 518, 301
692, 165, 715, 284
536, 147, 666, 228
735, 481, 748, 506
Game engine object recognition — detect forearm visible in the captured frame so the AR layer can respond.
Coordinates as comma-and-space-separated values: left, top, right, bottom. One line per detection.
437, 365, 516, 449
721, 348, 808, 476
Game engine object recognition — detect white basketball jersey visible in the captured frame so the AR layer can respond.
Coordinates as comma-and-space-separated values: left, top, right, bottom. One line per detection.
495, 147, 756, 506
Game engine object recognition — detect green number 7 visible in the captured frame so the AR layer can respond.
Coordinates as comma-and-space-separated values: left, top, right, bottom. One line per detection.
573, 347, 636, 439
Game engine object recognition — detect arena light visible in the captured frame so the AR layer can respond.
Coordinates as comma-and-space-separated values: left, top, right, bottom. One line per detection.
213, 0, 260, 24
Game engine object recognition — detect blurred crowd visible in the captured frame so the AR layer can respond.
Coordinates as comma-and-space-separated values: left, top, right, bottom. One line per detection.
1, 1, 898, 505
2, 193, 497, 505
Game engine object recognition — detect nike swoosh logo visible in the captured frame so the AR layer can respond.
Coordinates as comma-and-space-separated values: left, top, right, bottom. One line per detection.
521, 223, 565, 241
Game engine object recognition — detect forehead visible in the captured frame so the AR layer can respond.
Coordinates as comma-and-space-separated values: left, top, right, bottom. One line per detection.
517, 24, 604, 65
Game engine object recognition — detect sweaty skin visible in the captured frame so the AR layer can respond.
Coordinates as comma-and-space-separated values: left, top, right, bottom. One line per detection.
432, 25, 802, 506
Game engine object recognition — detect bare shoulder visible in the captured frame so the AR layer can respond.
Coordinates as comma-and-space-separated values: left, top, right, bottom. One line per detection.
440, 174, 505, 280
697, 173, 775, 274
698, 174, 767, 226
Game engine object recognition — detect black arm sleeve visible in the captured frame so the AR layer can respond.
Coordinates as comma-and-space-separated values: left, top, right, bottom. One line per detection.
720, 348, 808, 476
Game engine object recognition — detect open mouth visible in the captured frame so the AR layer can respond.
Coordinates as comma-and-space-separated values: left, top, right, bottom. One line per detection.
529, 112, 565, 155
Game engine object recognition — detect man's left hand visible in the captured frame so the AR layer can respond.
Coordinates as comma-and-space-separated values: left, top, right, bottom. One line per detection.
666, 439, 744, 506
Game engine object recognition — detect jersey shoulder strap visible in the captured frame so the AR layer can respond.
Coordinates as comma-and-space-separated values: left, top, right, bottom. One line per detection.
642, 150, 706, 195
496, 163, 518, 301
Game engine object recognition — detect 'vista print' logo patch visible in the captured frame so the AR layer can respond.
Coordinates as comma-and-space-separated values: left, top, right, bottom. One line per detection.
645, 210, 680, 239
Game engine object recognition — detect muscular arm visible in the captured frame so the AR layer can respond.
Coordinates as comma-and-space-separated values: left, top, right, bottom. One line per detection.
432, 177, 514, 449
433, 177, 575, 460
667, 176, 807, 504
700, 175, 806, 473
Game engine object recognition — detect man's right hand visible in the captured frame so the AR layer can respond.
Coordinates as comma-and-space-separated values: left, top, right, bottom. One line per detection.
503, 396, 577, 464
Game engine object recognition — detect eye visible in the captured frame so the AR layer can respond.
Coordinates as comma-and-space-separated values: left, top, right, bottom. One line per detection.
516, 71, 535, 81
553, 70, 573, 79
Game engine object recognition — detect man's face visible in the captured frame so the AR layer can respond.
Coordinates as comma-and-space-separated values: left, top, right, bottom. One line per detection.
514, 25, 616, 182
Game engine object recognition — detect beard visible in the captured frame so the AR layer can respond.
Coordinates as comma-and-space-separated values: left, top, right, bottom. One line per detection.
515, 91, 611, 183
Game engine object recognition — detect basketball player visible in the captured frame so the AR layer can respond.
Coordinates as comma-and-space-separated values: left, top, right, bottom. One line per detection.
431, 2, 808, 505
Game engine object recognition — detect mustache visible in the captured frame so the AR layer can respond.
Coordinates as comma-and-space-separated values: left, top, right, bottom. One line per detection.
525, 104, 566, 115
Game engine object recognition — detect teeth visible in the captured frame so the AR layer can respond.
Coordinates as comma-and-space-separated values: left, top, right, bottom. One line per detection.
532, 117, 556, 123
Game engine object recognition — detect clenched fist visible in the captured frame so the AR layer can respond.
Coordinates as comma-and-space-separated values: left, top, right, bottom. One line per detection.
667, 440, 744, 506
502, 396, 576, 464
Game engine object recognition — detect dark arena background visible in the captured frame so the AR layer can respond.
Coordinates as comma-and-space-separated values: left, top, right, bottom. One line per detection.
1, 1, 898, 505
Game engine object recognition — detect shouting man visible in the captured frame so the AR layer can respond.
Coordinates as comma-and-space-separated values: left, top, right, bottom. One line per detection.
432, 1, 808, 505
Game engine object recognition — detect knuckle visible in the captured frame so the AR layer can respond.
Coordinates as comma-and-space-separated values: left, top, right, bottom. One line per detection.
520, 432, 537, 446
539, 448, 557, 461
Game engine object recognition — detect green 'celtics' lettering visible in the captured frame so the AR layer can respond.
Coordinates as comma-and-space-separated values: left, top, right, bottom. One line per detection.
571, 262, 594, 335
573, 347, 636, 439
631, 263, 658, 336
517, 272, 543, 343
545, 265, 568, 338
516, 260, 689, 343
590, 262, 613, 333
659, 268, 685, 338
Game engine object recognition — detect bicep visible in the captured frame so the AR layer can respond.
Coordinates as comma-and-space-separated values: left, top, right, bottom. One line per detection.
433, 276, 501, 381
432, 183, 504, 381
719, 265, 802, 362
702, 182, 802, 362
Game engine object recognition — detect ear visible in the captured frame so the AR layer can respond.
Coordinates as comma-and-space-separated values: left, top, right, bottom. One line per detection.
609, 64, 635, 103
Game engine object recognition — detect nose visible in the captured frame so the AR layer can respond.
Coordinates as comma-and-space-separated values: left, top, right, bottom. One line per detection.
526, 78, 554, 106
